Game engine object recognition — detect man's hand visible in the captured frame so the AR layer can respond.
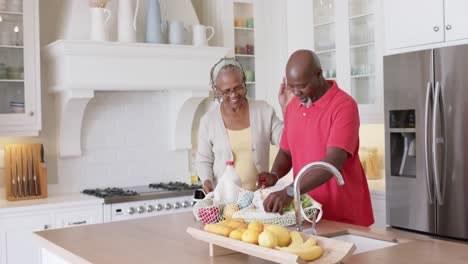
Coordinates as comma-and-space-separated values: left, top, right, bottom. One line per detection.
278, 77, 294, 112
256, 172, 279, 189
263, 188, 293, 214
203, 179, 214, 193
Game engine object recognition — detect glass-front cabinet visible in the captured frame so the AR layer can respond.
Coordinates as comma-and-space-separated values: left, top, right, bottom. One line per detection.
314, 0, 337, 81
312, 0, 383, 123
0, 0, 41, 136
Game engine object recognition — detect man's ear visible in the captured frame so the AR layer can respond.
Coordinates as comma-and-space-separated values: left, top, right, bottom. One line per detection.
316, 69, 323, 77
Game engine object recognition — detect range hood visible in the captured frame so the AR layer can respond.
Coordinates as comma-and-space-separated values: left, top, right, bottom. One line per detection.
43, 40, 229, 157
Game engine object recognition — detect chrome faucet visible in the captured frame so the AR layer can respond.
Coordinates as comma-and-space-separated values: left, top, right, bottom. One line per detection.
293, 161, 345, 234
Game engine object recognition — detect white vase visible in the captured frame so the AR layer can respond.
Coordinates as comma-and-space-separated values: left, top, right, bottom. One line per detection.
90, 7, 112, 41
118, 0, 139, 42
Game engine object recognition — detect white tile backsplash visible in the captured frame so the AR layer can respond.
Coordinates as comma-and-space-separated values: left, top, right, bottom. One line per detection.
54, 91, 191, 192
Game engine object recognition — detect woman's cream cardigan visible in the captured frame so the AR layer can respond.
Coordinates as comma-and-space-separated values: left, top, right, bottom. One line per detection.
196, 100, 283, 185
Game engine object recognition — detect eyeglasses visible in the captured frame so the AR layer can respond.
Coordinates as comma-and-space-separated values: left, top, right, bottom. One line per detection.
218, 85, 245, 97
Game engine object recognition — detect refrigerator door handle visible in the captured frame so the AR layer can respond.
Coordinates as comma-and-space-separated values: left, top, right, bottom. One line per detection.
424, 81, 434, 204
432, 81, 444, 205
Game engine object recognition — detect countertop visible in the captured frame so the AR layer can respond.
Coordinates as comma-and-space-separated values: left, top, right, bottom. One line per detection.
34, 212, 468, 264
0, 189, 103, 214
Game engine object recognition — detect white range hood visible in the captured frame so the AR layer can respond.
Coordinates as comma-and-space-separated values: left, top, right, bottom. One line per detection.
43, 40, 229, 157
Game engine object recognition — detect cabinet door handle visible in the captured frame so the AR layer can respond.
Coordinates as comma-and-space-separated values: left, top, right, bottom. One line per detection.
433, 26, 440, 32
68, 220, 87, 226
445, 24, 452, 30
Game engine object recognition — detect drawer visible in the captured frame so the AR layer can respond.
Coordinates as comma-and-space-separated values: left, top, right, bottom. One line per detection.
54, 205, 103, 228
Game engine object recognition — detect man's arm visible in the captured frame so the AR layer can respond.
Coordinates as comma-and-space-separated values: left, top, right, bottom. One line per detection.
256, 148, 292, 188
297, 147, 348, 194
262, 147, 348, 213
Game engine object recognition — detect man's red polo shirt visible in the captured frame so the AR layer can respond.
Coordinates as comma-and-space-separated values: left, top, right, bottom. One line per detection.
280, 80, 374, 226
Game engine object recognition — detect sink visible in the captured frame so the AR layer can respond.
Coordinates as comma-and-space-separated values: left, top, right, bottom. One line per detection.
329, 234, 398, 254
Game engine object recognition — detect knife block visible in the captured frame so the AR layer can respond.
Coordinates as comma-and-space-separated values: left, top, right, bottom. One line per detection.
4, 144, 48, 201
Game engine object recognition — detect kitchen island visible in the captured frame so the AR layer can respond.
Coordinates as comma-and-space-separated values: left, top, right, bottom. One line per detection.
34, 212, 468, 264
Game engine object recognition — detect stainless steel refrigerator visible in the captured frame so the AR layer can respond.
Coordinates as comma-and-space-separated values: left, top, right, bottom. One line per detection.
384, 44, 468, 240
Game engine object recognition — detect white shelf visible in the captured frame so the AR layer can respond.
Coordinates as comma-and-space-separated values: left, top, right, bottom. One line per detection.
0, 11, 23, 15
349, 13, 373, 20
314, 21, 335, 28
350, 43, 374, 49
351, 74, 375, 79
235, 54, 255, 58
246, 81, 255, 84
43, 40, 230, 157
0, 79, 24, 82
234, 27, 254, 31
0, 45, 23, 49
234, 0, 252, 4
316, 49, 336, 55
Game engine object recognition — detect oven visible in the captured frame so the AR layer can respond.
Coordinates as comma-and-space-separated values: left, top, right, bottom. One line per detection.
82, 182, 199, 222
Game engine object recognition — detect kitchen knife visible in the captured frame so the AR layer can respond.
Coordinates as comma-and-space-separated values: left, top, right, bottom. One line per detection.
16, 153, 22, 197
40, 144, 45, 164
21, 148, 28, 197
10, 150, 17, 198
32, 155, 39, 196
27, 148, 33, 196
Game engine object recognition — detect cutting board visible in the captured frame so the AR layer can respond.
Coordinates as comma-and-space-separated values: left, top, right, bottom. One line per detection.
187, 227, 356, 264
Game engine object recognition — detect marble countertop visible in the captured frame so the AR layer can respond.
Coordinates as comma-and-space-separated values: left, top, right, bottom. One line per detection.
34, 212, 468, 264
0, 189, 103, 214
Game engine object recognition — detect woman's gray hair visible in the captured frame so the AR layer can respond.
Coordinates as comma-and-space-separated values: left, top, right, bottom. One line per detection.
209, 57, 246, 100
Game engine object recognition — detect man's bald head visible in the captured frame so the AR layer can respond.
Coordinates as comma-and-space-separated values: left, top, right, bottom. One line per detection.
286, 50, 322, 80
285, 50, 329, 105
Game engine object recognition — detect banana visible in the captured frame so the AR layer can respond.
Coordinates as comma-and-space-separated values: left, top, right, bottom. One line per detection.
276, 238, 321, 261
276, 244, 323, 261
289, 231, 304, 247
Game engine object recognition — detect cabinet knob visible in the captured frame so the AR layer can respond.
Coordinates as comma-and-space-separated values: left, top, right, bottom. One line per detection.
446, 24, 452, 30
29, 111, 34, 116
433, 26, 440, 32
43, 225, 50, 230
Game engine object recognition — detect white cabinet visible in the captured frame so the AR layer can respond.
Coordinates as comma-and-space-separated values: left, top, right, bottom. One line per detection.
385, 0, 468, 50
0, 231, 6, 264
0, 213, 52, 264
0, 0, 41, 136
0, 203, 103, 264
370, 191, 386, 229
444, 0, 468, 42
307, 0, 384, 123
385, 0, 443, 49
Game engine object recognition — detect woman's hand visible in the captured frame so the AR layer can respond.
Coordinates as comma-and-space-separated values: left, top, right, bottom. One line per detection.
256, 172, 279, 189
263, 188, 293, 214
278, 77, 294, 113
203, 179, 214, 193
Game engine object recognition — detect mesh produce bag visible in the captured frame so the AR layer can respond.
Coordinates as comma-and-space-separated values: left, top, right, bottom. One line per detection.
192, 183, 322, 226
231, 205, 319, 226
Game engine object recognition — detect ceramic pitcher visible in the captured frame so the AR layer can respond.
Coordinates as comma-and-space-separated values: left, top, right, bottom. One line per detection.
90, 7, 112, 41
146, 0, 164, 43
118, 0, 140, 42
191, 24, 215, 46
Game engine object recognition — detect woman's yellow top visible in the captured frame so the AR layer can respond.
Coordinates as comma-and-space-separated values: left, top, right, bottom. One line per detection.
226, 127, 258, 191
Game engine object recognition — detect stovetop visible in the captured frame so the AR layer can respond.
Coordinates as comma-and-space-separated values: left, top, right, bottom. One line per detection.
82, 181, 202, 204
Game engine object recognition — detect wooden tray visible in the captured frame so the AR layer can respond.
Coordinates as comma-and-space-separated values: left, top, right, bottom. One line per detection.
4, 144, 48, 201
187, 227, 356, 264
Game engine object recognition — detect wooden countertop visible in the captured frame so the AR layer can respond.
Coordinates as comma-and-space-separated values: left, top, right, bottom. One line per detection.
34, 212, 468, 264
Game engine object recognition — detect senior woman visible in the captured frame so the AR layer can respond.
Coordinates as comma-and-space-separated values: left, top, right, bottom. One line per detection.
196, 57, 292, 193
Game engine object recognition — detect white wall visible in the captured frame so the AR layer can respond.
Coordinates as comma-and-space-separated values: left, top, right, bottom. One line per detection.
0, 0, 203, 192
